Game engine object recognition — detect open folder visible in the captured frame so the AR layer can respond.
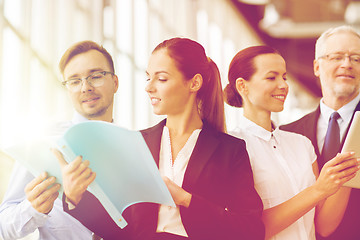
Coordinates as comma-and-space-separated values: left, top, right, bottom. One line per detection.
342, 111, 360, 188
3, 121, 175, 229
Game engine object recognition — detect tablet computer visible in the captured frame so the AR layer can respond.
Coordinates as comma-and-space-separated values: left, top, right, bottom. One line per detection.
342, 111, 360, 188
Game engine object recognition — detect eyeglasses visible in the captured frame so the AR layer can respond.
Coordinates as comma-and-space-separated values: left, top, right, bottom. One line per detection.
319, 53, 360, 65
62, 71, 114, 92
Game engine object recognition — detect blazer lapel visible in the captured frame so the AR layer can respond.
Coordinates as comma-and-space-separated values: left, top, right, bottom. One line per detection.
306, 107, 321, 157
141, 119, 166, 167
182, 122, 220, 191
355, 100, 360, 112
136, 119, 166, 234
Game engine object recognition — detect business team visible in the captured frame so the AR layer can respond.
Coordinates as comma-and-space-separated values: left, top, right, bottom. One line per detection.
1, 25, 360, 240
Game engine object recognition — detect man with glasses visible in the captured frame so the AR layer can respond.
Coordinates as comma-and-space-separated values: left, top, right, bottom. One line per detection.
281, 26, 360, 239
0, 41, 118, 239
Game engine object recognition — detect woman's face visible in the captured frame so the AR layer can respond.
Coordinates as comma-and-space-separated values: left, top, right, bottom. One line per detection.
145, 49, 194, 116
240, 53, 288, 113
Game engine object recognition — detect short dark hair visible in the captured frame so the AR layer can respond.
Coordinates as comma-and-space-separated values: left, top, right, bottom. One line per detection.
59, 40, 115, 76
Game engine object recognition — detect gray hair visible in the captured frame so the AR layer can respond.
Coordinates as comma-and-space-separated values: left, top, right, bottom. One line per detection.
315, 25, 360, 59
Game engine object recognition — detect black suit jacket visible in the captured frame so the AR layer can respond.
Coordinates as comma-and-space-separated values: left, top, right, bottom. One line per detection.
64, 120, 265, 240
281, 101, 360, 240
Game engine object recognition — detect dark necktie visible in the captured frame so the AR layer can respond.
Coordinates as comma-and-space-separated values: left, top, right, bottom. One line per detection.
321, 112, 341, 167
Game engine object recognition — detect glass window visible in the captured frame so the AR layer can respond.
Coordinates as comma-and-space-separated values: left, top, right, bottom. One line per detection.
116, 0, 132, 54
1, 28, 22, 147
3, 0, 22, 29
0, 0, 278, 145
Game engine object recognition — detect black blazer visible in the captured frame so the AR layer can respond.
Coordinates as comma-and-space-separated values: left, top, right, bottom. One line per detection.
281, 101, 360, 240
63, 120, 265, 240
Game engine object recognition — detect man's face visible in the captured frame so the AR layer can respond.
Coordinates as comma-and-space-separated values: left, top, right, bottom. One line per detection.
63, 50, 118, 121
314, 32, 360, 103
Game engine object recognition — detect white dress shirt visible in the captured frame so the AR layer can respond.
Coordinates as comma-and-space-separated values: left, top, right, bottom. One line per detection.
156, 126, 201, 237
230, 116, 317, 240
0, 112, 93, 240
317, 93, 360, 154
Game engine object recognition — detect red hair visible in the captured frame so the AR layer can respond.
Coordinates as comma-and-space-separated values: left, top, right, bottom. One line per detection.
153, 38, 225, 133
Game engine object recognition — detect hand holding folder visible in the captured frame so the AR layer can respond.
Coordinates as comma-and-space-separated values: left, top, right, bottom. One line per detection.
52, 150, 96, 208
3, 121, 175, 228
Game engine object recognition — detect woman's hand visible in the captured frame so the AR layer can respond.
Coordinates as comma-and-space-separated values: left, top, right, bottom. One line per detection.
52, 149, 96, 206
314, 152, 360, 198
162, 176, 192, 208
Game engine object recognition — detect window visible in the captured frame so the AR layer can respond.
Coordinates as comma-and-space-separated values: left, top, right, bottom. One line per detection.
0, 0, 262, 147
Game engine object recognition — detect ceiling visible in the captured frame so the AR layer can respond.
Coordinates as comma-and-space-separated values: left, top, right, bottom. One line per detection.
230, 0, 360, 97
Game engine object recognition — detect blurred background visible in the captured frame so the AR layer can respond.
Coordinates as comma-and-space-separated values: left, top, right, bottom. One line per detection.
1, 0, 359, 239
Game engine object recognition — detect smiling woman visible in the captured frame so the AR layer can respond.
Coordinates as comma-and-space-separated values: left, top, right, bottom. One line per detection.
224, 45, 360, 240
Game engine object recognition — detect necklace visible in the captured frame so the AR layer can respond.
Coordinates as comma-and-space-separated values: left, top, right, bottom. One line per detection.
165, 127, 201, 182
165, 128, 175, 181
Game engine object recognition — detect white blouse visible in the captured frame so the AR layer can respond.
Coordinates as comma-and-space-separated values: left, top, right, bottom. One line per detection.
230, 116, 317, 240
156, 126, 202, 237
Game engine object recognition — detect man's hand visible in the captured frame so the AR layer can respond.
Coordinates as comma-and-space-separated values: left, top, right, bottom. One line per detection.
52, 149, 96, 206
25, 172, 60, 214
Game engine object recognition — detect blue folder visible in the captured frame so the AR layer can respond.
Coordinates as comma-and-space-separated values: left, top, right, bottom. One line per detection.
4, 121, 175, 228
